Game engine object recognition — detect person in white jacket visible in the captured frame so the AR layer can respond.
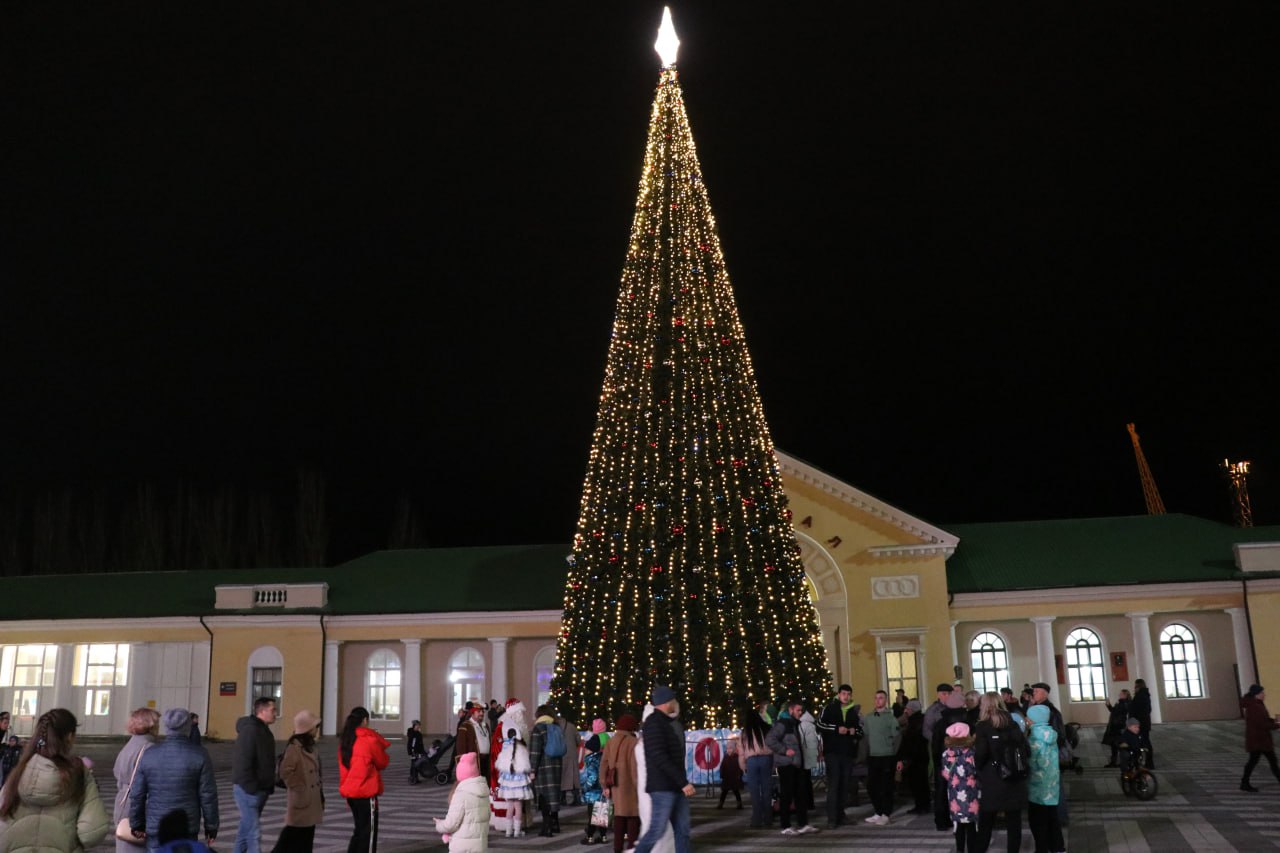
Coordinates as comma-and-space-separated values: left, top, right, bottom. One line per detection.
435, 752, 491, 852
634, 705, 675, 853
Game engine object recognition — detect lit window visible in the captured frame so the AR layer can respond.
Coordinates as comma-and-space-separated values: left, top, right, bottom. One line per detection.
1064, 628, 1106, 701
970, 632, 1010, 695
884, 650, 918, 702
73, 644, 129, 687
533, 646, 556, 708
1, 645, 58, 688
449, 647, 485, 719
367, 650, 402, 721
1159, 624, 1204, 699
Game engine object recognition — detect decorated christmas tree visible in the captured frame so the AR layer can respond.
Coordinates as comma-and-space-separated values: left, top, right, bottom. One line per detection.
552, 9, 831, 729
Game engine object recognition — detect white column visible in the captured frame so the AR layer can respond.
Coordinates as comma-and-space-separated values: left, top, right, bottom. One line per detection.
1031, 617, 1056, 687
950, 622, 960, 673
401, 639, 423, 727
323, 641, 341, 736
1127, 612, 1162, 724
1225, 607, 1257, 690
52, 644, 76, 712
820, 625, 841, 685
488, 638, 509, 705
126, 643, 149, 712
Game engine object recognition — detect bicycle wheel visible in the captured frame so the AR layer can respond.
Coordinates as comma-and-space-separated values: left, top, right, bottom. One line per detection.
1133, 771, 1158, 800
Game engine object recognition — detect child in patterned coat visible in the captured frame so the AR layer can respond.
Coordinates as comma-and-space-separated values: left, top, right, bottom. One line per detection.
579, 735, 608, 844
941, 721, 980, 852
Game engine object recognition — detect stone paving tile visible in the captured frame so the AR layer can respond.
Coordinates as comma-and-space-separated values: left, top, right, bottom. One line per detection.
79, 718, 1280, 852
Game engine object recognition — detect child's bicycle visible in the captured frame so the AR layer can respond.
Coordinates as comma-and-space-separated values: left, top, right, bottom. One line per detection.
1118, 746, 1158, 800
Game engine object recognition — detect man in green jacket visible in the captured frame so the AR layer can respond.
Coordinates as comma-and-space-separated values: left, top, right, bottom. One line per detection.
861, 690, 898, 826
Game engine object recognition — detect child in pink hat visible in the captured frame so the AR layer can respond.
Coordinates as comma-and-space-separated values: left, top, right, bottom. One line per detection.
941, 721, 980, 851
435, 752, 492, 851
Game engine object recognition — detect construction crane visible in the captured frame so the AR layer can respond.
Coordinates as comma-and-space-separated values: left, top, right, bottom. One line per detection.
1127, 423, 1167, 515
1221, 459, 1255, 528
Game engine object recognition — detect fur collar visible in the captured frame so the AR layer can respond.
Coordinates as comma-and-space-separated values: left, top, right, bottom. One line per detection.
944, 735, 976, 748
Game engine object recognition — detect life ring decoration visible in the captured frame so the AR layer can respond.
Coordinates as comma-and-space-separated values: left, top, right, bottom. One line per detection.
693, 737, 721, 771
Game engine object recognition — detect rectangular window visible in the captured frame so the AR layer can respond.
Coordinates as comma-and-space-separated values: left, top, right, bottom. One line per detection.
252, 667, 283, 706
3, 645, 57, 688
73, 644, 129, 687
84, 688, 112, 717
884, 650, 919, 702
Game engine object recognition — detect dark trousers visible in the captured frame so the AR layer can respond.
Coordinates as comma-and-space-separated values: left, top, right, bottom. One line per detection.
975, 807, 1022, 853
866, 755, 895, 817
1243, 749, 1280, 783
777, 765, 809, 829
825, 753, 853, 826
745, 754, 773, 828
1139, 723, 1154, 768
905, 760, 931, 810
717, 786, 742, 807
955, 822, 979, 852
611, 815, 640, 853
271, 825, 315, 853
1027, 802, 1062, 853
346, 797, 375, 853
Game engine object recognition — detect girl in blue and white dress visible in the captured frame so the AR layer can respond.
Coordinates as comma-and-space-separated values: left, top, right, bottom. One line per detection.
496, 728, 533, 837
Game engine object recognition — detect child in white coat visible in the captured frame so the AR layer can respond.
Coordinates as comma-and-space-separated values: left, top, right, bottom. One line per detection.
435, 752, 492, 852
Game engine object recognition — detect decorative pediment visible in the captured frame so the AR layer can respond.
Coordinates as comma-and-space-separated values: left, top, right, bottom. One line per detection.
775, 450, 959, 557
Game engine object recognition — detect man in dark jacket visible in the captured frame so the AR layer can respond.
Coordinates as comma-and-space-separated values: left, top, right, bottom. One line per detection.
130, 707, 219, 847
232, 696, 278, 853
1239, 684, 1279, 792
816, 684, 861, 829
406, 720, 427, 784
634, 686, 694, 853
1130, 679, 1155, 768
930, 688, 968, 831
765, 700, 819, 835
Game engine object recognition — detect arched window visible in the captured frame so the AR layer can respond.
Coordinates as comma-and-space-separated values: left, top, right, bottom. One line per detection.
1064, 628, 1106, 701
1159, 623, 1204, 698
969, 631, 1010, 695
448, 647, 485, 718
366, 649, 401, 721
247, 646, 284, 716
533, 646, 556, 708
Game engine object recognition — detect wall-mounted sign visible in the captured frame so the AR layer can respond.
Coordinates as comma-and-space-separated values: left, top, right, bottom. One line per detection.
220, 682, 237, 696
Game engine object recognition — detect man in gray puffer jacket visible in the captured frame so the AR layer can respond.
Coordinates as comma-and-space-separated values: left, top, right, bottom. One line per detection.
765, 700, 820, 837
129, 708, 219, 849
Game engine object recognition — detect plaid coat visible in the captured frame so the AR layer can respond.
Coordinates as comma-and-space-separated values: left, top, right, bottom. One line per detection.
528, 720, 563, 807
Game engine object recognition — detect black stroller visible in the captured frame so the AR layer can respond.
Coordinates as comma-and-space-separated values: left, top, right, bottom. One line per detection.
414, 734, 456, 785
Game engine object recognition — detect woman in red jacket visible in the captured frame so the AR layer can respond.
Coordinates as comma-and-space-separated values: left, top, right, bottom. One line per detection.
338, 707, 390, 853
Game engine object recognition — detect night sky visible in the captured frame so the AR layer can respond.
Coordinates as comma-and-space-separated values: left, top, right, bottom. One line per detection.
5, 2, 1276, 564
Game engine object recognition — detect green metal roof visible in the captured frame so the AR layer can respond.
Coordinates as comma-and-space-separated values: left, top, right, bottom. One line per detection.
945, 513, 1280, 593
0, 544, 570, 621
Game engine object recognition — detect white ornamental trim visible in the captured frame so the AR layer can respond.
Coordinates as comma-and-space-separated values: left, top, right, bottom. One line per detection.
871, 575, 921, 600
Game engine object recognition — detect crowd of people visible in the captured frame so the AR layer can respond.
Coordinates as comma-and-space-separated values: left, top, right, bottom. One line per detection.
0, 676, 1275, 853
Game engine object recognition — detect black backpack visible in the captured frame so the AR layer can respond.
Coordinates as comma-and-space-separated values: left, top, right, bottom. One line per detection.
998, 728, 1030, 781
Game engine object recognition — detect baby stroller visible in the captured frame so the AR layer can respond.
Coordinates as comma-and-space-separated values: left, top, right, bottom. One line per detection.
416, 734, 456, 785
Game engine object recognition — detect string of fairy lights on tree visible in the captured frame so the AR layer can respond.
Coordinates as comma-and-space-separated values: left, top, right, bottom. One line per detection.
551, 8, 831, 730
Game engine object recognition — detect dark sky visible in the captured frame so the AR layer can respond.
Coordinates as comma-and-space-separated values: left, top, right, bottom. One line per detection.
5, 1, 1277, 562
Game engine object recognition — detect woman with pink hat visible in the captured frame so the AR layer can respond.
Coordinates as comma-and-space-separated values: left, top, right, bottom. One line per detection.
273, 709, 323, 852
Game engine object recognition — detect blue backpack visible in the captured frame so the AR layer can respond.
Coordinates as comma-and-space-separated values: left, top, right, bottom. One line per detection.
544, 722, 567, 758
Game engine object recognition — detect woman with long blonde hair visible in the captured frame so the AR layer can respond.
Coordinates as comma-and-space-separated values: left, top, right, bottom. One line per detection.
972, 692, 1027, 853
0, 708, 110, 852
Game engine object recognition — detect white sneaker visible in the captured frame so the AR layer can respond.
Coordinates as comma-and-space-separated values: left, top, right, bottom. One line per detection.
781, 827, 798, 836
874, 814, 891, 826
797, 824, 821, 834
863, 815, 880, 823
